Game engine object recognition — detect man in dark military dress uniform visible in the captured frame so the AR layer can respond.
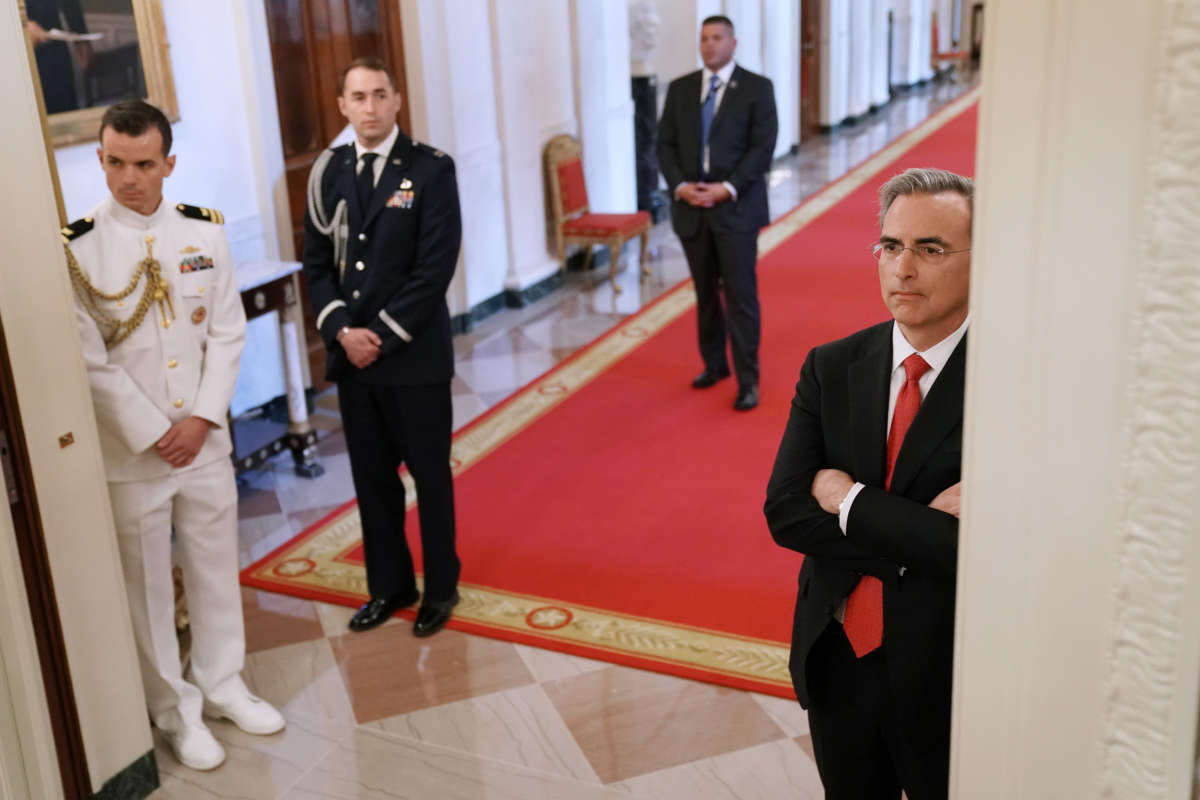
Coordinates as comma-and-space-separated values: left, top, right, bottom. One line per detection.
304, 57, 462, 636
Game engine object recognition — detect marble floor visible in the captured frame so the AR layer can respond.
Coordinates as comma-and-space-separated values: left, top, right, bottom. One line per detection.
148, 74, 977, 799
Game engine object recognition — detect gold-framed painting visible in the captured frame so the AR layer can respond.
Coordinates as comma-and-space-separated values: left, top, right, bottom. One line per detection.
20, 0, 178, 148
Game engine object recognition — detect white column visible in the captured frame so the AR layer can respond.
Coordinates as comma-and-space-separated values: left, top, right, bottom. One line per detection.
722, 0, 762, 74
651, 0, 705, 107
762, 0, 800, 153
490, 0, 578, 292
820, 0, 850, 126
934, 0, 954, 52
696, 0, 723, 24
953, 0, 1200, 797
913, 0, 934, 82
890, 0, 911, 86
571, 0, 637, 214
869, 0, 891, 107
402, 0, 510, 315
847, 0, 873, 118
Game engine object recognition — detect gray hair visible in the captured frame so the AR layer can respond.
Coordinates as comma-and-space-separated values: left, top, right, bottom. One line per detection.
878, 168, 974, 229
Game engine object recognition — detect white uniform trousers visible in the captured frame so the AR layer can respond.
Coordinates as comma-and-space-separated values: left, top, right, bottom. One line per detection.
108, 456, 245, 730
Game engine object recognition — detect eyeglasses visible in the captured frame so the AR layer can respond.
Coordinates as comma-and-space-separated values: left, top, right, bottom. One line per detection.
871, 241, 971, 263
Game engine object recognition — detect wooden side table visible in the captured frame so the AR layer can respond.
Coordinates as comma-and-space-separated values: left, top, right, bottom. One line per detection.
232, 261, 324, 478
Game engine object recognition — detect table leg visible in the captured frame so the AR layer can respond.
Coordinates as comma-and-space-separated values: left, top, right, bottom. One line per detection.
280, 317, 323, 478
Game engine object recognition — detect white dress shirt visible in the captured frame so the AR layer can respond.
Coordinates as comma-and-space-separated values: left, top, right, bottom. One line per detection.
354, 123, 400, 187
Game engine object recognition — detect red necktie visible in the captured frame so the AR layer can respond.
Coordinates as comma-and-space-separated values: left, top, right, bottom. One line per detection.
843, 353, 932, 657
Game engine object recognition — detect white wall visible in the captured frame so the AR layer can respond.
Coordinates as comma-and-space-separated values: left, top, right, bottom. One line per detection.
4, 4, 152, 792
953, 0, 1200, 796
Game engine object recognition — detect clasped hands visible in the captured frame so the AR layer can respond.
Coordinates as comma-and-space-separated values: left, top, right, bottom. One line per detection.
677, 182, 732, 208
156, 416, 213, 468
338, 327, 383, 369
812, 468, 962, 518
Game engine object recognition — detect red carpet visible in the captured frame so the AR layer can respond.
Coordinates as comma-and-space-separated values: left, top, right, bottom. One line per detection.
243, 91, 980, 697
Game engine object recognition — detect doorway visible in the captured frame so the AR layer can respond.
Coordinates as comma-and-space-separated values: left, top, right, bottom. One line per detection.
0, 312, 90, 799
263, 1, 410, 386
800, 0, 822, 138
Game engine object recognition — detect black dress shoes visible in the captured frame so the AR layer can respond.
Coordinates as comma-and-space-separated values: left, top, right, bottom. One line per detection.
691, 369, 731, 389
733, 385, 759, 411
413, 591, 460, 637
348, 588, 420, 632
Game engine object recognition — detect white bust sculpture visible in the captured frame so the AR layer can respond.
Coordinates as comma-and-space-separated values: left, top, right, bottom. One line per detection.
629, 0, 661, 77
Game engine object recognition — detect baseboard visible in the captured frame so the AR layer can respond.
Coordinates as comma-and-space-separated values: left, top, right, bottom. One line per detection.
450, 250, 615, 333
450, 292, 506, 335
93, 750, 158, 800
503, 270, 565, 309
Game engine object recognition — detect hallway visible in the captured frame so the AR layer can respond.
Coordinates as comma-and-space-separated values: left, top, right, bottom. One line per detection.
155, 74, 977, 799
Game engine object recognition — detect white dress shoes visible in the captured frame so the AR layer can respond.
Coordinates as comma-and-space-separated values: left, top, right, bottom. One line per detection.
162, 722, 225, 771
203, 691, 286, 735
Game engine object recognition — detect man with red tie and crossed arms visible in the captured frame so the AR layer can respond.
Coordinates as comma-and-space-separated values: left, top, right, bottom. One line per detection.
765, 168, 972, 799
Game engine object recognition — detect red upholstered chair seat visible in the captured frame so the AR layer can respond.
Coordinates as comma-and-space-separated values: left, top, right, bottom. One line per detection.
543, 133, 652, 293
563, 212, 651, 238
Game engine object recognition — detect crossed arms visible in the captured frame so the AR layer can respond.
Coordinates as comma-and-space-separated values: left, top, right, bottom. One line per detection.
764, 347, 961, 581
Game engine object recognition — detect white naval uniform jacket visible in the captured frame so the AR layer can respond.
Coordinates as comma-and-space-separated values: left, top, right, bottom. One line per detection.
67, 196, 246, 483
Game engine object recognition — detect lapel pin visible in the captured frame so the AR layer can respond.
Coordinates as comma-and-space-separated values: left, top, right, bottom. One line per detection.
729, 79, 738, 89
400, 178, 412, 189
392, 158, 403, 166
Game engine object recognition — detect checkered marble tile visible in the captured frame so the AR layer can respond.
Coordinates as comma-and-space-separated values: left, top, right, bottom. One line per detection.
151, 77, 975, 798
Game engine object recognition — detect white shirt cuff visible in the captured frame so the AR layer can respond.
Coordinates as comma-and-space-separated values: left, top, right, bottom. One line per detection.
838, 482, 866, 534
722, 181, 738, 201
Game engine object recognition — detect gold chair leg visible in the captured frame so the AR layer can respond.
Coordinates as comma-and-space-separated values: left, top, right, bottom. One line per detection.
639, 231, 650, 278
582, 244, 595, 273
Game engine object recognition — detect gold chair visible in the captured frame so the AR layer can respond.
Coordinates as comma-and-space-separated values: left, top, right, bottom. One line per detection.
544, 134, 651, 294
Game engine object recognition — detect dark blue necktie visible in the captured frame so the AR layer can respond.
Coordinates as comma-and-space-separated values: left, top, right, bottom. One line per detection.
356, 152, 378, 211
699, 74, 721, 177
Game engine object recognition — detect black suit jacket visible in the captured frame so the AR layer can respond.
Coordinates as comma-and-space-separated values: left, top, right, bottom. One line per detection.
303, 131, 461, 385
764, 321, 964, 738
657, 65, 778, 238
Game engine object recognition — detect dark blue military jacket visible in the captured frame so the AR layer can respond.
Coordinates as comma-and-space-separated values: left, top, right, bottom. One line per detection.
304, 130, 461, 385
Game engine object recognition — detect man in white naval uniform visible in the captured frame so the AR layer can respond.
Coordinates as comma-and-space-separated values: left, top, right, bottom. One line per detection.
64, 100, 284, 771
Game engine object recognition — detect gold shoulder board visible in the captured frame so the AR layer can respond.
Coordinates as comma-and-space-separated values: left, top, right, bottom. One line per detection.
60, 216, 95, 244
175, 204, 225, 225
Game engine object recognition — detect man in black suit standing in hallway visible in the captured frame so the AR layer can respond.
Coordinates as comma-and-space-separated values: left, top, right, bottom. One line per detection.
765, 168, 972, 799
304, 57, 462, 637
658, 15, 777, 411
